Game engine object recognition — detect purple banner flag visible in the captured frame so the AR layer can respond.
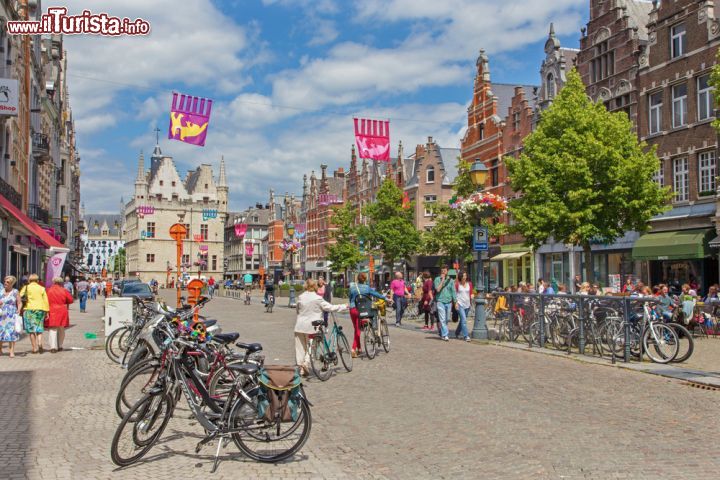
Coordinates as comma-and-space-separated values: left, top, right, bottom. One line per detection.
168, 92, 213, 147
45, 251, 67, 288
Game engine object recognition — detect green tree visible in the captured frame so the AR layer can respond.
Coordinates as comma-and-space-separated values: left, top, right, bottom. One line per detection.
111, 247, 126, 276
326, 203, 365, 284
420, 157, 505, 264
361, 178, 421, 271
506, 69, 670, 282
710, 49, 720, 132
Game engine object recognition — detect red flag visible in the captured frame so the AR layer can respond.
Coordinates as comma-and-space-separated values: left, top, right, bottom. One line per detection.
354, 118, 390, 161
245, 243, 254, 256
402, 191, 410, 209
234, 223, 247, 237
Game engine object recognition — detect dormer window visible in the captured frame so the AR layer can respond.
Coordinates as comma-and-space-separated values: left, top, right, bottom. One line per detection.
546, 73, 555, 100
426, 166, 435, 184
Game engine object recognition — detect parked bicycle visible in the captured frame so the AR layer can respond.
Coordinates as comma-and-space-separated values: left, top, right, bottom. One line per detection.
307, 312, 353, 381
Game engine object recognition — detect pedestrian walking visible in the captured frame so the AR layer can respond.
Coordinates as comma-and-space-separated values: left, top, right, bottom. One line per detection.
573, 274, 582, 294
0, 275, 22, 358
420, 271, 435, 330
208, 276, 215, 298
434, 266, 457, 341
19, 274, 49, 354
348, 272, 385, 357
390, 272, 410, 327
63, 276, 74, 296
454, 271, 473, 342
46, 277, 73, 353
294, 279, 347, 376
317, 277, 332, 322
76, 276, 89, 313
89, 278, 98, 300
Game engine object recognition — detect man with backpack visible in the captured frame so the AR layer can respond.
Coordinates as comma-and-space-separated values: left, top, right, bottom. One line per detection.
434, 266, 457, 341
348, 272, 386, 357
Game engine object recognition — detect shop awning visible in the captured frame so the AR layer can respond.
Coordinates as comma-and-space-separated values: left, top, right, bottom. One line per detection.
0, 194, 65, 249
631, 228, 715, 261
490, 251, 528, 261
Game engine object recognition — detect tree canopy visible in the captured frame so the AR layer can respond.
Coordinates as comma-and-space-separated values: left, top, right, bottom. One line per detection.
506, 69, 670, 281
326, 203, 365, 280
361, 178, 420, 268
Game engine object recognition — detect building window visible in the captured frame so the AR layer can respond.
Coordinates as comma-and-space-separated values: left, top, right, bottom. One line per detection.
673, 157, 689, 202
670, 23, 686, 59
212, 255, 217, 271
546, 73, 555, 100
184, 224, 190, 240
423, 195, 437, 217
200, 224, 208, 240
171, 181, 176, 187
426, 166, 435, 183
171, 193, 178, 201
146, 253, 155, 263
591, 41, 614, 83
203, 196, 209, 204
652, 164, 664, 187
671, 84, 687, 128
697, 75, 714, 122
490, 159, 499, 187
512, 111, 521, 130
699, 151, 716, 194
182, 254, 190, 265
146, 222, 155, 238
101, 230, 108, 236
159, 180, 164, 186
204, 183, 208, 189
479, 123, 484, 140
649, 92, 663, 135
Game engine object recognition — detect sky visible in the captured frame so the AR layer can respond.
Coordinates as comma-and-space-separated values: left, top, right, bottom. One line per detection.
62, 0, 589, 214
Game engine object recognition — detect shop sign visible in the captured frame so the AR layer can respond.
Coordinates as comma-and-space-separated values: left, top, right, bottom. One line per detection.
0, 79, 19, 116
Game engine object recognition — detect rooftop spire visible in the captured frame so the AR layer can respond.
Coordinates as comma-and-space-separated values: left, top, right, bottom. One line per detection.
135, 150, 146, 184
218, 155, 228, 187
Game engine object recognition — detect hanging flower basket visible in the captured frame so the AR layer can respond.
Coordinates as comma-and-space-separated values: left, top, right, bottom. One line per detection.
280, 239, 304, 253
451, 192, 508, 222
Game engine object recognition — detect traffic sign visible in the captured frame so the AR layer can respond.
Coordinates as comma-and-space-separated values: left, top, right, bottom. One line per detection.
473, 226, 488, 252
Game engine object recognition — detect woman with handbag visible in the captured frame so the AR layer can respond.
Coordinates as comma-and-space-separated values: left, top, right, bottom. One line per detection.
19, 274, 49, 354
46, 277, 74, 353
420, 271, 435, 331
0, 275, 22, 358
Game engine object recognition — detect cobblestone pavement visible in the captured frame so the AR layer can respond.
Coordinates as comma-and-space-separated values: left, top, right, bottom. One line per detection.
1, 290, 719, 479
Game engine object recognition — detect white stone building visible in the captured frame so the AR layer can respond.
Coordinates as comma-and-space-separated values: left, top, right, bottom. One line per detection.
124, 145, 228, 285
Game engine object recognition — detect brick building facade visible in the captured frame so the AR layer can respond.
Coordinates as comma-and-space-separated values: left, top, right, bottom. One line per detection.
633, 0, 720, 289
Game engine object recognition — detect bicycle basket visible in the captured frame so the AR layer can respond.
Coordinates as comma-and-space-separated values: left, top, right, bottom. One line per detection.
257, 366, 302, 423
356, 295, 375, 319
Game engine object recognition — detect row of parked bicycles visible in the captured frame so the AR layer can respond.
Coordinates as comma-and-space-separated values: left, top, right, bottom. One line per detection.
104, 296, 311, 472
486, 293, 702, 364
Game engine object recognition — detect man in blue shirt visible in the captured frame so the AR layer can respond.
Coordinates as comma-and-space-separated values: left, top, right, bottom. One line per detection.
433, 266, 457, 341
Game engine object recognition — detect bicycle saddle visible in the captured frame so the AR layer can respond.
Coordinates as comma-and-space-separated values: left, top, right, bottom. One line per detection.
236, 342, 262, 353
311, 319, 327, 327
201, 319, 218, 328
212, 332, 239, 344
227, 363, 259, 376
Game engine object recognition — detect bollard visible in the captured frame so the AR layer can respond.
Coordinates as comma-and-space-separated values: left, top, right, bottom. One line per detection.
539, 295, 546, 348
508, 295, 514, 342
622, 297, 631, 363
578, 297, 586, 355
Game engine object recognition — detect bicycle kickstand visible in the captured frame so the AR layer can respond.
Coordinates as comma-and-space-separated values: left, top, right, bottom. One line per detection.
195, 431, 217, 454
211, 435, 230, 473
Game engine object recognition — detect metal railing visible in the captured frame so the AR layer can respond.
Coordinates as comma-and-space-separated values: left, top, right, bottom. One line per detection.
28, 203, 50, 225
486, 292, 684, 364
32, 132, 50, 163
0, 176, 22, 210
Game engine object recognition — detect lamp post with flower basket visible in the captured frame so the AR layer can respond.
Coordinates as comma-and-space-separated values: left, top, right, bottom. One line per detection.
280, 232, 303, 307
451, 159, 508, 339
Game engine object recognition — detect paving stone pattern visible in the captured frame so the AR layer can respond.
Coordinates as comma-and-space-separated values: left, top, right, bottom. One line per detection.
0, 290, 718, 479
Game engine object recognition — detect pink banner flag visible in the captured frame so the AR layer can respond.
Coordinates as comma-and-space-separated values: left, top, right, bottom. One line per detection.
354, 117, 390, 161
168, 92, 213, 147
234, 223, 247, 237
45, 251, 67, 287
245, 243, 254, 256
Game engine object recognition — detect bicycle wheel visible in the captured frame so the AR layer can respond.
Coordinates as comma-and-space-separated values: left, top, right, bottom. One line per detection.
230, 394, 311, 463
643, 323, 679, 364
116, 358, 161, 418
309, 337, 332, 381
337, 332, 353, 372
110, 392, 173, 467
380, 320, 390, 353
105, 327, 128, 364
669, 323, 694, 363
363, 323, 377, 359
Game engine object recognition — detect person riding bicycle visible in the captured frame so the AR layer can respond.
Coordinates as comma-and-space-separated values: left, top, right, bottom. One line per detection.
348, 272, 385, 358
263, 277, 275, 305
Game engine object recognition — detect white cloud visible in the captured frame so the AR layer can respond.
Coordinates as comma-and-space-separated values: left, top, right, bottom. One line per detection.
75, 113, 117, 134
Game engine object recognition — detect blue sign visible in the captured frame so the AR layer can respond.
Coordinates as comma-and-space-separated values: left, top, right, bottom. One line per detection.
473, 226, 488, 252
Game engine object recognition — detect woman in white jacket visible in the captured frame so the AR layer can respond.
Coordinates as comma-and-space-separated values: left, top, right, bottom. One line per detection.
294, 278, 347, 376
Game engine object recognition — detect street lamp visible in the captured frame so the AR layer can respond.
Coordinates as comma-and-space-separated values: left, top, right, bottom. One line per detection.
285, 222, 297, 307
469, 158, 489, 340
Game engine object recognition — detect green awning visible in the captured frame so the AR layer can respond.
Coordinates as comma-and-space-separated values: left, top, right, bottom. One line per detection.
631, 229, 715, 261
501, 243, 530, 254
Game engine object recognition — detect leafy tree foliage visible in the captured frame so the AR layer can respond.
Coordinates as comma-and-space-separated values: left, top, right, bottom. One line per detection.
326, 203, 365, 282
506, 69, 670, 281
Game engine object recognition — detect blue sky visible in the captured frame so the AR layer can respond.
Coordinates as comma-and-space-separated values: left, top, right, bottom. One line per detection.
63, 0, 588, 213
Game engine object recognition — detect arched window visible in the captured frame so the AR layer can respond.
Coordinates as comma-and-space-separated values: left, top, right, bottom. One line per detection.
426, 165, 435, 183
546, 73, 556, 100
479, 123, 485, 140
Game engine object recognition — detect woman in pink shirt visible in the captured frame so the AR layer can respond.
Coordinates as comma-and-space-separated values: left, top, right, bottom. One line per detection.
390, 272, 410, 327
